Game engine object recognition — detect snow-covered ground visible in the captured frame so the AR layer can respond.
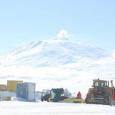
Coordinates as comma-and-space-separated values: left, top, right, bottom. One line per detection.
0, 101, 115, 115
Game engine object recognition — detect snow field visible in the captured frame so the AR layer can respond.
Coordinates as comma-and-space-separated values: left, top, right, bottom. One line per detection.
0, 101, 115, 115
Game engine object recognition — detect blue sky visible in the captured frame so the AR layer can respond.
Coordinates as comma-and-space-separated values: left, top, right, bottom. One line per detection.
0, 0, 115, 54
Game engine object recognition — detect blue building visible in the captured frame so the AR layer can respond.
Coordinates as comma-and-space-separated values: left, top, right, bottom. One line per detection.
16, 82, 35, 102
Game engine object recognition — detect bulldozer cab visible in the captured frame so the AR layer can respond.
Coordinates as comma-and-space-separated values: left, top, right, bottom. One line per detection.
93, 79, 108, 88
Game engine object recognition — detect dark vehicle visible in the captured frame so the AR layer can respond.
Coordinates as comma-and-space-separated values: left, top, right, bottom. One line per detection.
41, 93, 50, 102
41, 88, 68, 102
50, 88, 67, 102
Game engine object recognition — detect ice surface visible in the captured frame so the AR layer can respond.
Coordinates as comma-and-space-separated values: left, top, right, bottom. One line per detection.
0, 101, 115, 115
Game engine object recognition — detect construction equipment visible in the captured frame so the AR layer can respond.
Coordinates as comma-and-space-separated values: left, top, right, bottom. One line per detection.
85, 79, 115, 105
41, 93, 51, 102
41, 88, 68, 102
50, 88, 66, 102
41, 90, 51, 102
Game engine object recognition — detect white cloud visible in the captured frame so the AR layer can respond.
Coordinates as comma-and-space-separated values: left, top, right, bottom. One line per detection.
57, 29, 70, 39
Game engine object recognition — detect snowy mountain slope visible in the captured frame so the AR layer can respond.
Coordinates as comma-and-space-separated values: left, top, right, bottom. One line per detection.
0, 39, 107, 67
0, 38, 115, 96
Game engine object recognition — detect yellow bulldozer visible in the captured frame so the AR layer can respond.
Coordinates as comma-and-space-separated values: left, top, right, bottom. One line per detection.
85, 79, 115, 105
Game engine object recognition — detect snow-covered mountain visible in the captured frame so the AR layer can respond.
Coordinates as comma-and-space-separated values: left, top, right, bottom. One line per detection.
0, 38, 115, 96
0, 39, 107, 67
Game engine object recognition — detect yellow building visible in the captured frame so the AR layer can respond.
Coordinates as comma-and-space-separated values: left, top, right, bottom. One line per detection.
7, 80, 23, 92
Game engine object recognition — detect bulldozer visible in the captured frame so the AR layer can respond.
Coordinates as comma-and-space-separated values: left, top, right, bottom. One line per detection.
85, 79, 115, 105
